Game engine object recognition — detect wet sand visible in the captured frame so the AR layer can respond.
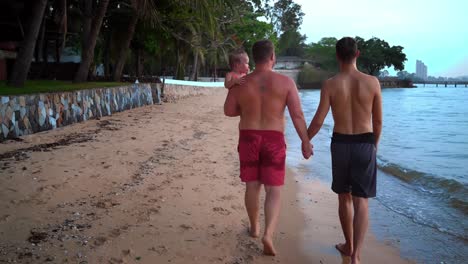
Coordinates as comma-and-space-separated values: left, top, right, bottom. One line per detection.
0, 90, 412, 263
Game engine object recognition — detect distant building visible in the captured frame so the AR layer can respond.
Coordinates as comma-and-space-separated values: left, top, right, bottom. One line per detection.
416, 60, 428, 80
274, 56, 311, 70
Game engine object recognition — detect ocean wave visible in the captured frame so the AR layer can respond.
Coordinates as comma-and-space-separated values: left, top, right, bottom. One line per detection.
377, 162, 468, 215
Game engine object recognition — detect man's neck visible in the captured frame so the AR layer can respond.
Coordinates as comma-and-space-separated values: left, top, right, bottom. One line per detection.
253, 63, 272, 73
339, 61, 358, 73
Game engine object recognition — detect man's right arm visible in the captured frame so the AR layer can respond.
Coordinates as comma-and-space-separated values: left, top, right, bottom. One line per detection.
224, 87, 240, 117
307, 80, 331, 139
286, 78, 312, 158
372, 79, 383, 147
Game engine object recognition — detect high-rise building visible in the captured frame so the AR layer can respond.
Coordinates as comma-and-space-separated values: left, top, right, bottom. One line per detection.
416, 60, 428, 80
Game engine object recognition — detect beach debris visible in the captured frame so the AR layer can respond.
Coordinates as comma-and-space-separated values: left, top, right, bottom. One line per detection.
17, 251, 33, 259
94, 236, 107, 246
28, 230, 48, 244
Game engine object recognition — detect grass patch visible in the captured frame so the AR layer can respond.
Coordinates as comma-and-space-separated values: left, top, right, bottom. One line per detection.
0, 80, 127, 96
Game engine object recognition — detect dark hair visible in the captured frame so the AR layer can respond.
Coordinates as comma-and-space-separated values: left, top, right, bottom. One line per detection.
252, 40, 274, 64
228, 49, 247, 69
336, 37, 358, 63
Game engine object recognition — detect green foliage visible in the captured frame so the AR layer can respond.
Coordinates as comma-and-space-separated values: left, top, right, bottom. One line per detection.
305, 36, 407, 76
270, 0, 304, 33
356, 37, 407, 76
304, 37, 338, 71
266, 0, 306, 57
297, 63, 333, 88
277, 30, 306, 56
229, 11, 277, 61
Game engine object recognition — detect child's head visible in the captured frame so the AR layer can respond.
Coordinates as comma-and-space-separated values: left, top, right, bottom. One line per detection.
228, 49, 249, 74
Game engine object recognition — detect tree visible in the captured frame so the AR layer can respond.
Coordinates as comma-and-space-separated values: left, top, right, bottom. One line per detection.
269, 0, 305, 57
227, 2, 276, 67
8, 0, 48, 87
270, 0, 304, 34
74, 0, 109, 82
304, 37, 338, 71
356, 37, 407, 76
111, 0, 158, 81
397, 70, 411, 80
277, 30, 306, 56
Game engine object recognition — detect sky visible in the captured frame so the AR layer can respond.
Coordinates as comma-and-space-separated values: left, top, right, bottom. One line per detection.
293, 0, 468, 77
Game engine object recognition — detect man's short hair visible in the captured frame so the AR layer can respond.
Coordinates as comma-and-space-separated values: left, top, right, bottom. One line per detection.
228, 49, 247, 69
336, 37, 358, 63
252, 40, 274, 64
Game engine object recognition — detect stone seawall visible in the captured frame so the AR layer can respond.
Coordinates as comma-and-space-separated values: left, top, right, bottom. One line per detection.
162, 83, 222, 102
0, 82, 222, 141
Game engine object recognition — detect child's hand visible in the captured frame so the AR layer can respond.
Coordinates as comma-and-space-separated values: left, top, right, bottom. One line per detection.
237, 77, 246, 85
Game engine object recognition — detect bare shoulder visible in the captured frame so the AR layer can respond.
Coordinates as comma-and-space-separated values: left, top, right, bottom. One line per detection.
271, 71, 293, 82
322, 76, 337, 91
358, 71, 380, 86
274, 72, 296, 86
267, 72, 295, 92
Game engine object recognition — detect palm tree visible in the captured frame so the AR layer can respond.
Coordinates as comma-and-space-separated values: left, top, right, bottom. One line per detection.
111, 0, 158, 81
8, 0, 48, 87
74, 0, 109, 82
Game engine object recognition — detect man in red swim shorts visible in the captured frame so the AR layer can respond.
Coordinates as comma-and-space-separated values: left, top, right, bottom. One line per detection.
224, 40, 312, 256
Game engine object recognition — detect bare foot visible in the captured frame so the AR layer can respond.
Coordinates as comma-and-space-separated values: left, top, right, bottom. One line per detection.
262, 236, 276, 256
335, 243, 352, 257
351, 256, 360, 264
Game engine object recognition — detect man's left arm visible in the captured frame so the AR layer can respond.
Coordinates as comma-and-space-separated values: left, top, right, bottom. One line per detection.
307, 80, 331, 139
224, 87, 240, 117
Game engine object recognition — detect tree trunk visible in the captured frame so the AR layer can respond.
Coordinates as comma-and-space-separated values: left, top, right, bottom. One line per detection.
8, 0, 48, 87
135, 48, 143, 78
213, 58, 217, 81
35, 14, 46, 63
81, 0, 92, 52
112, 10, 139, 82
103, 32, 111, 78
54, 0, 68, 63
190, 52, 199, 81
74, 0, 109, 82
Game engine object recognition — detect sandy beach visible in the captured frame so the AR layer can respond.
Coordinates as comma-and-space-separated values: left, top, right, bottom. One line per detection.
0, 90, 413, 263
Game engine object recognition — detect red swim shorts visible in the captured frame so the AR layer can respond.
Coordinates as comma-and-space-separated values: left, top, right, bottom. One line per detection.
238, 129, 286, 186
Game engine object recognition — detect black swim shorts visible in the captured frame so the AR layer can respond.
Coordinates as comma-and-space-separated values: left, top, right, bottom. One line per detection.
330, 132, 377, 198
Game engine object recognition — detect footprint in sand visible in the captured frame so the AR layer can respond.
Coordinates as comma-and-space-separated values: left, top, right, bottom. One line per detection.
0, 214, 11, 223
219, 195, 236, 201
213, 207, 231, 215
149, 245, 168, 255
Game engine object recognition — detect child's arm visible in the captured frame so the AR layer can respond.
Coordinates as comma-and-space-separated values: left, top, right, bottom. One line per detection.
224, 72, 241, 90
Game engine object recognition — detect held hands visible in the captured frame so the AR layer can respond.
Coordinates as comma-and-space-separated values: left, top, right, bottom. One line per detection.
301, 141, 313, 159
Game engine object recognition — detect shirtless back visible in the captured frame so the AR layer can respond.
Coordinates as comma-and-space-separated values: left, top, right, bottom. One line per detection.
231, 70, 294, 131
307, 37, 383, 264
223, 39, 311, 256
307, 48, 382, 145
326, 70, 382, 143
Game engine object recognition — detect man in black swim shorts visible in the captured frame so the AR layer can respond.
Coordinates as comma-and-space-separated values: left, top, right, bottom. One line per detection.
306, 37, 383, 264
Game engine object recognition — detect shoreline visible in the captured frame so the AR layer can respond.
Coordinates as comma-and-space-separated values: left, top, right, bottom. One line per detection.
0, 91, 412, 263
